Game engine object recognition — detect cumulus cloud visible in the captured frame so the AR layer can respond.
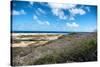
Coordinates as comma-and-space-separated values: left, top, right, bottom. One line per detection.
69, 5, 91, 21
66, 22, 79, 28
48, 3, 76, 20
69, 8, 86, 16
12, 10, 20, 15
12, 9, 26, 15
48, 3, 76, 9
52, 8, 67, 20
48, 3, 88, 21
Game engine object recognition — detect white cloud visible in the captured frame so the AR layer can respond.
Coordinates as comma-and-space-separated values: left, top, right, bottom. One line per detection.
35, 8, 46, 16
37, 20, 50, 25
69, 8, 86, 15
33, 15, 43, 25
12, 9, 26, 15
33, 15, 50, 25
57, 10, 67, 20
48, 3, 72, 20
35, 10, 41, 16
29, 1, 34, 6
68, 6, 89, 21
52, 8, 59, 16
37, 8, 45, 14
45, 21, 50, 25
48, 3, 88, 21
33, 15, 38, 20
28, 1, 34, 8
33, 15, 41, 24
52, 8, 67, 20
48, 3, 76, 9
64, 4, 76, 9
69, 16, 75, 20
20, 10, 26, 14
12, 10, 20, 15
66, 22, 79, 28
85, 7, 90, 12
37, 20, 43, 24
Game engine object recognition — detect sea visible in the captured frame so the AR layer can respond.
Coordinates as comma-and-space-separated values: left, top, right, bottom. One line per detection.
11, 31, 69, 35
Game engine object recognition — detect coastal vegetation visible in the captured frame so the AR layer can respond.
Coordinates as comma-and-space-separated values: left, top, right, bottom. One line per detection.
11, 32, 97, 66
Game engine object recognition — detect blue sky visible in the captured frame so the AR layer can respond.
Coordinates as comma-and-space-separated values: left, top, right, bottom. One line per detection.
11, 1, 97, 32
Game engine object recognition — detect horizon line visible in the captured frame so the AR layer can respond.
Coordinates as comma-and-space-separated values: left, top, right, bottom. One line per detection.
11, 31, 96, 33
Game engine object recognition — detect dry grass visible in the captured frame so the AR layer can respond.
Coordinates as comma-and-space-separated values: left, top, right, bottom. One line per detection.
11, 32, 97, 66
